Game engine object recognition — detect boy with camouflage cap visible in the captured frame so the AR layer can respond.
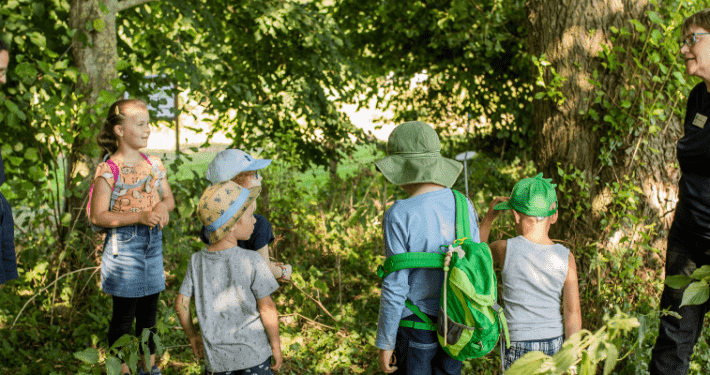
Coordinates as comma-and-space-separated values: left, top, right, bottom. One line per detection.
175, 181, 282, 374
479, 173, 581, 370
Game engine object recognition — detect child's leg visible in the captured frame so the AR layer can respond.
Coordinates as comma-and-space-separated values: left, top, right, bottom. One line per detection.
109, 295, 139, 374
394, 314, 461, 375
135, 292, 161, 370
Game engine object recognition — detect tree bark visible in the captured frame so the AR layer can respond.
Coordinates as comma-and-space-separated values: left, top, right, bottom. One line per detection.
527, 0, 681, 295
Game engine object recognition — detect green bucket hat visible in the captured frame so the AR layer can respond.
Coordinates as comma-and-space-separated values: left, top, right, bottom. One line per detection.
494, 173, 558, 217
375, 121, 463, 188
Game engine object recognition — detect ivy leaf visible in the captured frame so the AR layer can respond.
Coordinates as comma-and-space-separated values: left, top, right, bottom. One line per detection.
680, 280, 710, 307
4, 100, 27, 121
93, 18, 106, 32
690, 265, 710, 280
665, 274, 692, 289
29, 31, 47, 49
73, 348, 99, 364
105, 356, 122, 375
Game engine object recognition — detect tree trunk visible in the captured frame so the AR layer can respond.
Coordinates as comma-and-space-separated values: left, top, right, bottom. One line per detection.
527, 0, 681, 319
66, 0, 153, 240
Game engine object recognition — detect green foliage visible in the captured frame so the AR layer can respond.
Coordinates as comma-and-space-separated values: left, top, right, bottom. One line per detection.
333, 0, 533, 151
665, 265, 710, 308
532, 54, 567, 106
120, 0, 364, 170
508, 308, 640, 375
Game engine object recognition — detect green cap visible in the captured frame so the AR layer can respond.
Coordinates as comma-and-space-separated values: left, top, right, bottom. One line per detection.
494, 173, 558, 217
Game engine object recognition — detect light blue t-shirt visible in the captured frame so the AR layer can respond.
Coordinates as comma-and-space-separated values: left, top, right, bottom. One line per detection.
375, 188, 479, 350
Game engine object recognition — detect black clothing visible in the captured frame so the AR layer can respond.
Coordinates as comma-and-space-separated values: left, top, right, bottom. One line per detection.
199, 214, 275, 251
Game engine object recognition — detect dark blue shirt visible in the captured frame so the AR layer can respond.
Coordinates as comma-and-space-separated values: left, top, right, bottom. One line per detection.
0, 150, 5, 187
1, 149, 18, 285
200, 214, 275, 251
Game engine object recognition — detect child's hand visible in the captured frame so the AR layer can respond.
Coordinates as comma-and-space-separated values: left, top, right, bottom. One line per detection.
483, 196, 509, 222
378, 349, 397, 373
139, 211, 162, 229
271, 344, 283, 371
152, 202, 170, 227
188, 335, 204, 359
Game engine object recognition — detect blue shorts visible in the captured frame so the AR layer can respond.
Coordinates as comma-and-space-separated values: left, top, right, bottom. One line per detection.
503, 335, 564, 370
393, 314, 461, 375
204, 357, 272, 375
101, 224, 165, 298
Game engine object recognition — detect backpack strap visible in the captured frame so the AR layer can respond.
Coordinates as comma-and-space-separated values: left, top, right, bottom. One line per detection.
376, 252, 445, 279
141, 153, 164, 198
452, 190, 472, 241
399, 300, 437, 331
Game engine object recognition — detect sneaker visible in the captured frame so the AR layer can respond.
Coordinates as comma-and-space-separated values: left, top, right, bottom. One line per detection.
137, 365, 161, 375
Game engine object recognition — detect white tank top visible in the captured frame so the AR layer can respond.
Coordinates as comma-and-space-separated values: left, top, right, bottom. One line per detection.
502, 235, 569, 341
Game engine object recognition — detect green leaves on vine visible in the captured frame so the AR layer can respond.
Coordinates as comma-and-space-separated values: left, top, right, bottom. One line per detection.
665, 265, 710, 308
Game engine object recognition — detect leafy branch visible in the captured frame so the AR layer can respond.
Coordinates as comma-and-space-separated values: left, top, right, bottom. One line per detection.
665, 264, 710, 307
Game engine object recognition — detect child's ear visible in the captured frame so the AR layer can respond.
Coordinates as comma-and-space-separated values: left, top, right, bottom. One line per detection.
114, 124, 123, 138
550, 211, 558, 224
511, 210, 522, 224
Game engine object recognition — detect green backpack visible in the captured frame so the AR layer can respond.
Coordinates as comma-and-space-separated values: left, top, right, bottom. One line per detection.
377, 189, 510, 361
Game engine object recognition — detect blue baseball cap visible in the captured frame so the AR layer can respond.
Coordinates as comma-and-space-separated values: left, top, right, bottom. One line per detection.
205, 149, 272, 185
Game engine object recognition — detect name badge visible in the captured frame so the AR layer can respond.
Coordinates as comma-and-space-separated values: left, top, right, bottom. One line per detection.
693, 113, 708, 128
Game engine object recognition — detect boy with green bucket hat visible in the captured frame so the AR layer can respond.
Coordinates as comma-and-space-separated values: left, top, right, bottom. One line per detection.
479, 173, 581, 371
375, 121, 480, 374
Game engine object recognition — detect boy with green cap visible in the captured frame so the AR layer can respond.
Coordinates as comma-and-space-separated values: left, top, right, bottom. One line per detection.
374, 121, 482, 375
479, 173, 581, 370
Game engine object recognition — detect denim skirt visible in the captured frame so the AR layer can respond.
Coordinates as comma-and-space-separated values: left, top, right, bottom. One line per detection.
101, 224, 165, 298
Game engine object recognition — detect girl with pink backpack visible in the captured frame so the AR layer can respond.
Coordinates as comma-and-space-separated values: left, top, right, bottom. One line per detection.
88, 98, 175, 375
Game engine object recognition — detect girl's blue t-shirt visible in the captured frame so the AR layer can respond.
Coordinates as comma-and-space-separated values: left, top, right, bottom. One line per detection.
375, 188, 479, 351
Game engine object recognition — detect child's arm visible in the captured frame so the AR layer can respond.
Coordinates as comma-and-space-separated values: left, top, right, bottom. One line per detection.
489, 240, 507, 267
479, 197, 508, 243
153, 164, 175, 227
256, 245, 287, 279
563, 251, 582, 339
257, 295, 282, 371
175, 293, 204, 358
90, 176, 161, 228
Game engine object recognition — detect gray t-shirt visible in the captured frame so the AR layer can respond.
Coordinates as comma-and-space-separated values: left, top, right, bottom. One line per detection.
502, 236, 569, 341
178, 246, 279, 372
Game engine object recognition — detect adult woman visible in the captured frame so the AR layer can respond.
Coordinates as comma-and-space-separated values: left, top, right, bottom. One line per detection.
650, 9, 710, 375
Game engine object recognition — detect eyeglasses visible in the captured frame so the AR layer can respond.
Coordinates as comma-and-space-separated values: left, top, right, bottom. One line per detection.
680, 32, 710, 48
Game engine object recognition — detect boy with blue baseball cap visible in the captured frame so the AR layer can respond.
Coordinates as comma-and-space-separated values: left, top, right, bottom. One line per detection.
200, 149, 291, 280
480, 173, 581, 370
